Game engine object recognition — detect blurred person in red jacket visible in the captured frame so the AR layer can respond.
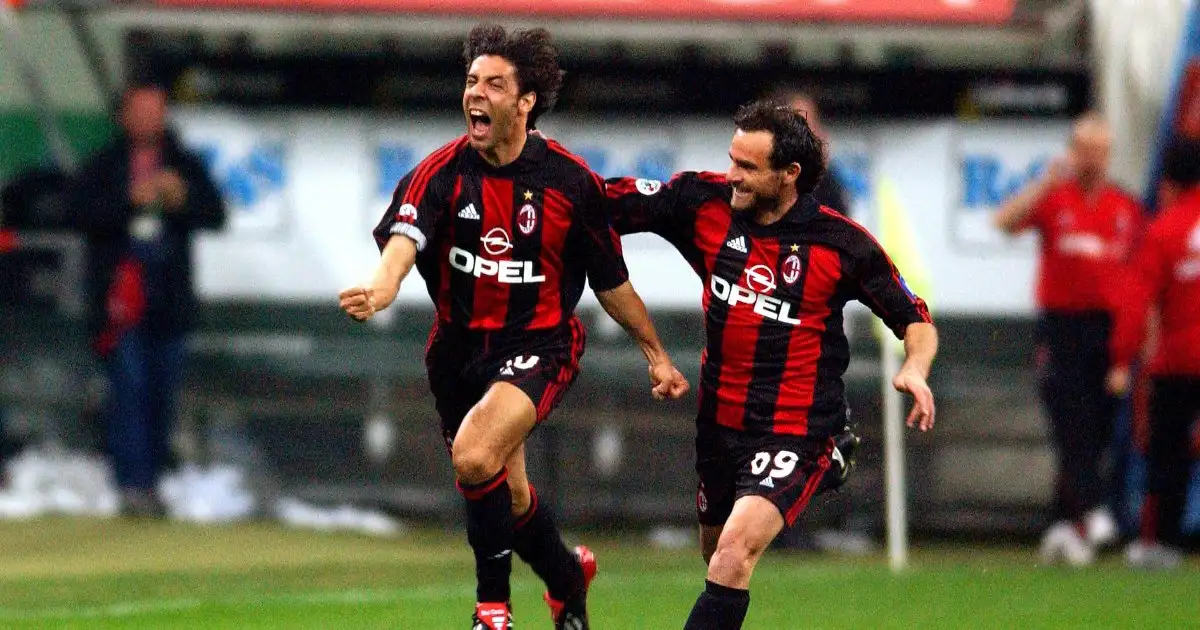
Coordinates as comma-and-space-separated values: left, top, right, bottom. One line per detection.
1107, 135, 1200, 570
994, 113, 1143, 565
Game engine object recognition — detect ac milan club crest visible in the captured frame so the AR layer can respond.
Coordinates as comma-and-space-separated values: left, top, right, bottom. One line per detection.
782, 254, 802, 285
518, 203, 538, 235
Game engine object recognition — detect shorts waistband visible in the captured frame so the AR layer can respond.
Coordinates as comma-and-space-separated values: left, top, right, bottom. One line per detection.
431, 317, 580, 347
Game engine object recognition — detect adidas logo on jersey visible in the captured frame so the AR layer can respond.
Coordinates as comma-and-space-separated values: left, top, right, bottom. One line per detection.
458, 204, 481, 220
726, 235, 747, 253
759, 477, 775, 488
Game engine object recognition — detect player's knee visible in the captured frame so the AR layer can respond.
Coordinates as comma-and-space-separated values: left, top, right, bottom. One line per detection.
450, 442, 503, 484
707, 548, 755, 584
708, 534, 765, 582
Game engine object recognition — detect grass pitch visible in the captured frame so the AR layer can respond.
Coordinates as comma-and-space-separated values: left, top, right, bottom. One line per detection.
0, 518, 1196, 629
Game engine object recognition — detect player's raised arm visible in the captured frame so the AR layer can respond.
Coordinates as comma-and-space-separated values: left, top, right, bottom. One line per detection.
993, 157, 1066, 235
340, 235, 417, 321
341, 138, 462, 321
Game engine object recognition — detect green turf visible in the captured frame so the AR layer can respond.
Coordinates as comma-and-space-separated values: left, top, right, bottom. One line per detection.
0, 518, 1196, 629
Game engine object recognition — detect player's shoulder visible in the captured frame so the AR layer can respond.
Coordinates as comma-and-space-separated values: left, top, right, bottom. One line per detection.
1152, 196, 1200, 235
798, 203, 893, 271
541, 134, 588, 168
810, 202, 878, 246
662, 171, 731, 206
541, 135, 604, 189
1039, 180, 1081, 206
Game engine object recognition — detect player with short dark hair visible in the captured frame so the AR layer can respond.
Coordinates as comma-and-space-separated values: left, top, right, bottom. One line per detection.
341, 24, 688, 630
1108, 134, 1200, 570
607, 99, 937, 629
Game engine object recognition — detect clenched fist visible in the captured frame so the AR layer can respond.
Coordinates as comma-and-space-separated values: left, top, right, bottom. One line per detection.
339, 286, 379, 322
649, 359, 690, 401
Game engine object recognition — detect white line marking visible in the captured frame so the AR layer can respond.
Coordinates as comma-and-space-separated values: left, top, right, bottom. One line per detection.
0, 569, 706, 622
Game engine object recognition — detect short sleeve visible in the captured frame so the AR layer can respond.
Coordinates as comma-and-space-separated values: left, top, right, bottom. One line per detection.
578, 173, 631, 293
854, 234, 933, 339
1014, 186, 1056, 233
371, 139, 463, 252
605, 171, 725, 240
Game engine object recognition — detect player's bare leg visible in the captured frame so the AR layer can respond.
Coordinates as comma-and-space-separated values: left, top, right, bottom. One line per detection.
683, 497, 782, 630
453, 382, 537, 630
506, 444, 532, 516
706, 497, 782, 589
453, 382, 536, 484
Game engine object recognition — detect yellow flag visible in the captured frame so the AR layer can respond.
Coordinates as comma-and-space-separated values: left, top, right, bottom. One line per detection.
873, 177, 933, 349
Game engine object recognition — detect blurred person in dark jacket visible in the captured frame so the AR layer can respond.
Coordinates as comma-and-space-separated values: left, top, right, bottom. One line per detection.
774, 88, 851, 217
71, 84, 225, 516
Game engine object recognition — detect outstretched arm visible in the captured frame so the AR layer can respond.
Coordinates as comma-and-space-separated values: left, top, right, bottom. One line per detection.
594, 281, 689, 400
892, 322, 938, 431
606, 172, 725, 237
348, 140, 459, 321
339, 235, 417, 321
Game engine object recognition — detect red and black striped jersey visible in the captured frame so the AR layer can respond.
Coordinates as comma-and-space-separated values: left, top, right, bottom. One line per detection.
372, 133, 629, 333
607, 172, 932, 438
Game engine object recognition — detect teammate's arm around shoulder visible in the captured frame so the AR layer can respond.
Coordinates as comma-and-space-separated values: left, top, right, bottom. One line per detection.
340, 235, 418, 322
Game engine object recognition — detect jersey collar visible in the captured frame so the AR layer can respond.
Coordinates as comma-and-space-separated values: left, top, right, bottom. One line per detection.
742, 192, 822, 236
473, 131, 547, 175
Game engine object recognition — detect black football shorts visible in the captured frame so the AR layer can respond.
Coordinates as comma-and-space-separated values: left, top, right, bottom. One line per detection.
695, 423, 837, 528
425, 316, 586, 453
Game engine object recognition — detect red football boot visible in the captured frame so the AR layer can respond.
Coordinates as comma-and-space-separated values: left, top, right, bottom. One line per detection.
543, 545, 597, 630
472, 602, 513, 630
